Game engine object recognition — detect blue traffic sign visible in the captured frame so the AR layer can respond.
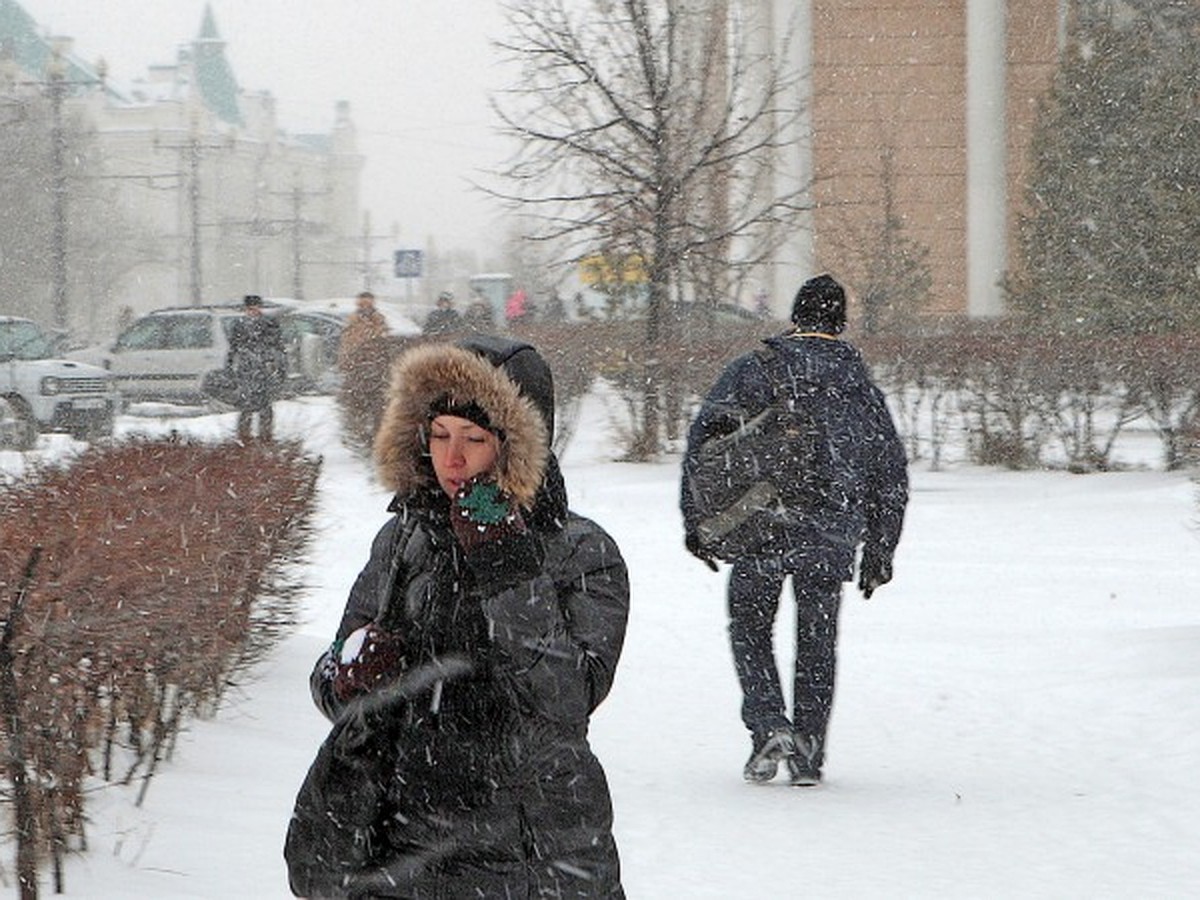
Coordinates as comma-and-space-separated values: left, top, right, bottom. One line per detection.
393, 249, 423, 278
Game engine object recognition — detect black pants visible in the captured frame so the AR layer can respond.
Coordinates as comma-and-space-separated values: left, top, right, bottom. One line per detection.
728, 560, 842, 758
237, 403, 274, 441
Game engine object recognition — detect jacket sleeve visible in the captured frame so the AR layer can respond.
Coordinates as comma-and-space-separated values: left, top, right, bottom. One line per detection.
481, 514, 629, 725
680, 352, 774, 534
309, 517, 399, 721
861, 383, 909, 560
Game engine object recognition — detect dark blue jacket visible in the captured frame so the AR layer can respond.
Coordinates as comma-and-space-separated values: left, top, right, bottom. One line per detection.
681, 332, 908, 579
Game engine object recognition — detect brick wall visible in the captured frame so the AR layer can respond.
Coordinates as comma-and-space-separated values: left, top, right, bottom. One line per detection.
808, 0, 1061, 319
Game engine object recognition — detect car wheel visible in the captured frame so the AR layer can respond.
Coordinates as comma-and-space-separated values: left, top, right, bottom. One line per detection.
0, 397, 39, 451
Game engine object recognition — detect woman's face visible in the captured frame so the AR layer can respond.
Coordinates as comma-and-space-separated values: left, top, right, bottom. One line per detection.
428, 414, 500, 497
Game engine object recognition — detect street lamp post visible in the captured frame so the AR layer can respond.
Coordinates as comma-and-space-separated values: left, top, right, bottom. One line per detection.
39, 46, 105, 338
47, 57, 68, 335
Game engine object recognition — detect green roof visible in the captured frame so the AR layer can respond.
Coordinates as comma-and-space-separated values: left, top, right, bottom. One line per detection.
0, 0, 112, 94
193, 3, 243, 126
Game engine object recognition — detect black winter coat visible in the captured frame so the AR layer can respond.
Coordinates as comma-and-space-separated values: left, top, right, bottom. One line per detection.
681, 332, 908, 579
299, 342, 629, 898
226, 314, 286, 409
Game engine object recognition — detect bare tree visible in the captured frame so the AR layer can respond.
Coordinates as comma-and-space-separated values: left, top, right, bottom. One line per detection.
491, 0, 809, 457
843, 146, 934, 336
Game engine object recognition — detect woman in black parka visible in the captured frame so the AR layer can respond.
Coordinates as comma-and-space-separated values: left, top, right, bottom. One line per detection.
291, 336, 629, 898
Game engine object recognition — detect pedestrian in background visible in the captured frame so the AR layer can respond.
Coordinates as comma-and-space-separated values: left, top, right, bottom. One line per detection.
462, 293, 497, 332
422, 290, 462, 335
336, 290, 390, 372
227, 294, 286, 442
681, 274, 909, 786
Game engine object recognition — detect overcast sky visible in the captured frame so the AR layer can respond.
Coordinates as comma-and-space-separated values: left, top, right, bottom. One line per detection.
20, 0, 513, 259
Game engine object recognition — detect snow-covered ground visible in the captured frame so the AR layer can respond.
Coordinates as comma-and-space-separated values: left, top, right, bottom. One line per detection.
4, 388, 1198, 898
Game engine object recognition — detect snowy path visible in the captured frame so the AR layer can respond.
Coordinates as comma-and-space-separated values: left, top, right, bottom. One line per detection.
25, 394, 1198, 898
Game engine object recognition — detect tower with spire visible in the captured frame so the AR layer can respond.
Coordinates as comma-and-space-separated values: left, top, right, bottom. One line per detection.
191, 2, 243, 127
0, 0, 363, 335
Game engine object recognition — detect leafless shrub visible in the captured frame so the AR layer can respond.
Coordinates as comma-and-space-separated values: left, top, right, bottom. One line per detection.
0, 437, 319, 890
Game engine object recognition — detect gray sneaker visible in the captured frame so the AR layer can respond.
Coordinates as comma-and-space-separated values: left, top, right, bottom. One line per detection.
743, 729, 797, 783
786, 734, 823, 787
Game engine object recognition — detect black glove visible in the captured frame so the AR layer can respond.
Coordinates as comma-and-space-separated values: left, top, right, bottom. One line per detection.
858, 549, 893, 599
451, 476, 542, 587
685, 531, 719, 572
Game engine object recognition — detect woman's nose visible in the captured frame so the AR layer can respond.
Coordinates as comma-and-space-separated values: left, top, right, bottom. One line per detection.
446, 438, 467, 465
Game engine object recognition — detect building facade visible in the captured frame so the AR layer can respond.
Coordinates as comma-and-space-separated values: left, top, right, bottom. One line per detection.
0, 1, 362, 341
754, 0, 1068, 323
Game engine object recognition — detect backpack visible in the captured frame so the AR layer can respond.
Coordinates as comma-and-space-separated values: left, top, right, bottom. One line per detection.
688, 348, 820, 561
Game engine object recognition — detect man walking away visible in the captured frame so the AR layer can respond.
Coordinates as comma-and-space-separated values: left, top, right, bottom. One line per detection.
680, 274, 909, 786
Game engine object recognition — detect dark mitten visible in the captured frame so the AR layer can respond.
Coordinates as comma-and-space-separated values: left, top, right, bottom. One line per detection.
451, 477, 542, 587
685, 531, 720, 572
858, 548, 893, 599
332, 624, 407, 702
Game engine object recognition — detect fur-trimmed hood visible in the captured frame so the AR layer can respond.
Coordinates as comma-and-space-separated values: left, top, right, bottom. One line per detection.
373, 342, 550, 509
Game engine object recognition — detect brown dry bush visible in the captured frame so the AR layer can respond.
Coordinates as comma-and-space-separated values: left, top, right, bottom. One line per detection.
0, 437, 320, 888
861, 325, 1199, 472
1123, 333, 1200, 471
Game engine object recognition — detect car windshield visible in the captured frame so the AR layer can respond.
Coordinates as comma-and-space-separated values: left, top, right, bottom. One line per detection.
0, 321, 56, 360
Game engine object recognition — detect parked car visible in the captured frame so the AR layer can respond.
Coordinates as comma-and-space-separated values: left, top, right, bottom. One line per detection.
0, 316, 120, 450
68, 302, 345, 406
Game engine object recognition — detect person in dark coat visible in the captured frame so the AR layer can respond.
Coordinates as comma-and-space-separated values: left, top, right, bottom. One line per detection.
227, 294, 286, 441
421, 291, 462, 335
680, 274, 909, 787
292, 335, 629, 897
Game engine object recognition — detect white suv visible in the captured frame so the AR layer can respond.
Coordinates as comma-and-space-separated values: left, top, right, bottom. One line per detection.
70, 303, 344, 405
0, 316, 120, 450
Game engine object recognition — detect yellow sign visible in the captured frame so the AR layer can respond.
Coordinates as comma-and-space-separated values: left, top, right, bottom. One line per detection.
579, 254, 647, 285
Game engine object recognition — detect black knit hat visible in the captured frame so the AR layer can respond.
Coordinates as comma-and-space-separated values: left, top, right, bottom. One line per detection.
790, 274, 846, 334
243, 294, 264, 308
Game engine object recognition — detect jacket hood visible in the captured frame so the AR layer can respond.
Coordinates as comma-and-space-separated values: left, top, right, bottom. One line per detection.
373, 342, 549, 509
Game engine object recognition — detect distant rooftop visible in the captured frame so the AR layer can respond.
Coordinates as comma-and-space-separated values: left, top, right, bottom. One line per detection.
0, 0, 126, 100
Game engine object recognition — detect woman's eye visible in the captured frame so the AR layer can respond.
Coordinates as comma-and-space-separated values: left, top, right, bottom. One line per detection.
429, 432, 448, 442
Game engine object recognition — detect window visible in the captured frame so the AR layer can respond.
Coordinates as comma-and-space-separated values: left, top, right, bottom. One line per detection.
0, 321, 54, 360
169, 316, 215, 350
114, 318, 168, 351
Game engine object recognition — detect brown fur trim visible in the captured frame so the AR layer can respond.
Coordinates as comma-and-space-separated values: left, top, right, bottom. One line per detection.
373, 344, 549, 508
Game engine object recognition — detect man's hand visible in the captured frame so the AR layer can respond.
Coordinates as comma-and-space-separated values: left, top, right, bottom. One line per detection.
858, 549, 893, 599
332, 623, 406, 702
685, 531, 720, 572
